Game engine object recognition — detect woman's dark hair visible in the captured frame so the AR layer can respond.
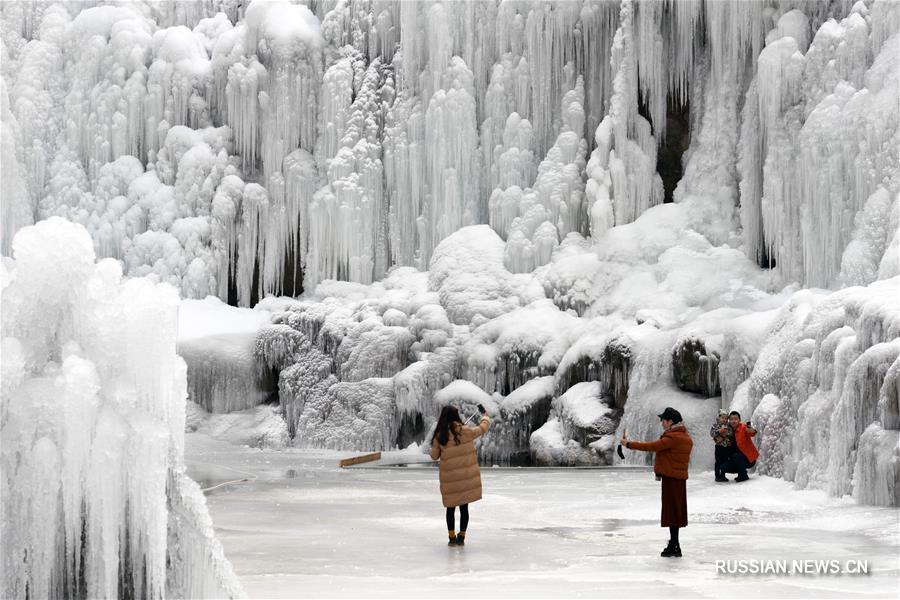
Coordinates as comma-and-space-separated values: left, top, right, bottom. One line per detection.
432, 405, 462, 446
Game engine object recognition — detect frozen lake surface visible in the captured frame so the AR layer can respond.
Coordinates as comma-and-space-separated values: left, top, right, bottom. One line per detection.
186, 434, 899, 598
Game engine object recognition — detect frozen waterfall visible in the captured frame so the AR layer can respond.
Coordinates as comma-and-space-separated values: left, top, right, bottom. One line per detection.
2, 0, 899, 511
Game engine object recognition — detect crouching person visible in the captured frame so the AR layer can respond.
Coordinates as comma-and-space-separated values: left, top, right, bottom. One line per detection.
710, 409, 736, 482
722, 411, 758, 482
621, 407, 693, 557
430, 404, 490, 546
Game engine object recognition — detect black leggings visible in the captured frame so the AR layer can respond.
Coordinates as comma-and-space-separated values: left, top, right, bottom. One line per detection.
446, 504, 469, 532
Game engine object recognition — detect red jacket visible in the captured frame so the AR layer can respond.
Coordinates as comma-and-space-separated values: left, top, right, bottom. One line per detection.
734, 422, 759, 463
627, 425, 693, 480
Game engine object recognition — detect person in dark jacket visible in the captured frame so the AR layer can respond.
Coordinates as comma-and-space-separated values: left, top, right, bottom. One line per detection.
621, 407, 693, 557
709, 409, 736, 482
722, 411, 758, 482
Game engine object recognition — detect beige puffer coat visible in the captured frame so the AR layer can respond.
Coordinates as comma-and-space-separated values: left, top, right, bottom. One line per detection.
430, 416, 490, 508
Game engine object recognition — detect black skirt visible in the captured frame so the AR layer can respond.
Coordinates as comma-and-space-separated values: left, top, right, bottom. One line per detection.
660, 476, 688, 527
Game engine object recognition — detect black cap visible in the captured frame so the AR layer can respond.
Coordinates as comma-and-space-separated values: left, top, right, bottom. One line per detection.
657, 407, 683, 423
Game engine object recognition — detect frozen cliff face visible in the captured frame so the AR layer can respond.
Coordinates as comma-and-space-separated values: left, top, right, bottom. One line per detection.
1, 218, 242, 598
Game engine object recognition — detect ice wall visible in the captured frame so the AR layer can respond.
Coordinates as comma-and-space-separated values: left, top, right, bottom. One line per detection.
734, 278, 900, 505
739, 3, 900, 285
3, 0, 897, 300
0, 218, 242, 597
178, 297, 275, 413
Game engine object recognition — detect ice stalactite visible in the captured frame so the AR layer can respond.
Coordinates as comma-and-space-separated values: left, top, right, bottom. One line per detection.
839, 187, 899, 286
277, 336, 337, 440
224, 58, 264, 172
672, 55, 744, 246
827, 339, 900, 497
523, 1, 581, 156
479, 44, 531, 205
742, 2, 900, 287
704, 0, 767, 87
853, 422, 900, 506
849, 354, 900, 506
421, 58, 480, 267
479, 376, 554, 465
4, 5, 66, 207
878, 356, 900, 430
243, 0, 324, 183
503, 77, 588, 273
317, 0, 400, 64
304, 54, 393, 290
180, 331, 274, 414
0, 77, 33, 255
394, 347, 457, 447
296, 377, 397, 451
736, 278, 900, 504
383, 94, 426, 266
335, 315, 415, 382
585, 0, 663, 232
264, 299, 411, 449
578, 0, 619, 148
235, 182, 268, 307
1, 218, 242, 598
487, 114, 537, 239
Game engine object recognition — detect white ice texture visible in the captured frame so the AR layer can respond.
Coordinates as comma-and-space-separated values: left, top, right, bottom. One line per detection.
2, 0, 900, 518
0, 218, 243, 598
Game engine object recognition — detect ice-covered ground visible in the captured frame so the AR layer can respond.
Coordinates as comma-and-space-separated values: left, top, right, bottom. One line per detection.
186, 433, 899, 598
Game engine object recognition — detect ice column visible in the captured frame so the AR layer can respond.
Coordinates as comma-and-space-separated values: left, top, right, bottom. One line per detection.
1, 218, 242, 598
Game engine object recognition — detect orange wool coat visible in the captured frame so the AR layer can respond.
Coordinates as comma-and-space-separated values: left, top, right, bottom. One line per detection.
430, 416, 490, 507
626, 424, 693, 480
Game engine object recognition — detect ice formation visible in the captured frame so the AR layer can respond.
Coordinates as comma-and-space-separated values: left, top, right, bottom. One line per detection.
2, 0, 899, 508
1, 219, 242, 597
178, 296, 276, 413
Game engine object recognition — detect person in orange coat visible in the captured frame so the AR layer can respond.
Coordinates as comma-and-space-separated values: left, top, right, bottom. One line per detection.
430, 404, 490, 546
722, 411, 758, 482
621, 406, 693, 557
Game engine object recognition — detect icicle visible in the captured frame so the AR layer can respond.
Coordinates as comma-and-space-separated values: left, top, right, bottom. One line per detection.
226, 59, 264, 171
236, 182, 268, 306
421, 60, 479, 267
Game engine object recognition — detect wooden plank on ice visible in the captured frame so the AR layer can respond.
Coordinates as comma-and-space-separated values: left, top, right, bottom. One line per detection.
339, 452, 382, 468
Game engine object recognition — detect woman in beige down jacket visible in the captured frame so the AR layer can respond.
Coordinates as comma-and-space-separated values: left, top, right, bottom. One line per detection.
430, 404, 490, 546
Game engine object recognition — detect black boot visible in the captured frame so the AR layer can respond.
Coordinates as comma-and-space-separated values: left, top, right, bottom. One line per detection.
735, 473, 749, 482
715, 475, 728, 482
455, 532, 466, 546
661, 542, 682, 557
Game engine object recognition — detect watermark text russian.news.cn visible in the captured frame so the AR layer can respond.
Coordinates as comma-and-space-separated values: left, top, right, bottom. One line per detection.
716, 559, 870, 576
